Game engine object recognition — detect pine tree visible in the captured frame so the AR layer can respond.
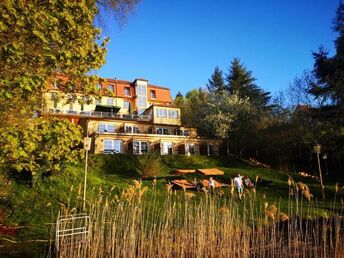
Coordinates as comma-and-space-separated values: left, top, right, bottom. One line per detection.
310, 2, 344, 106
226, 58, 271, 110
206, 66, 226, 93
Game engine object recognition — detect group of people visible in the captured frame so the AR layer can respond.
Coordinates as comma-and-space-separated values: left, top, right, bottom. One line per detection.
191, 174, 254, 197
192, 177, 216, 192
233, 174, 255, 199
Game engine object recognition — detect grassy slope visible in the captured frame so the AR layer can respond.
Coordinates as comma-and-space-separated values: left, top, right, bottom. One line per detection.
0, 154, 342, 243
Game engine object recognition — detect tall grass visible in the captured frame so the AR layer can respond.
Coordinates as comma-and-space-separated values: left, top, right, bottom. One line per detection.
50, 183, 344, 258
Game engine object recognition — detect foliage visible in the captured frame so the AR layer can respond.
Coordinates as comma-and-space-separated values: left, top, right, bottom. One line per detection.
206, 66, 226, 93
202, 91, 250, 140
0, 0, 110, 119
136, 151, 164, 178
0, 118, 83, 183
0, 0, 139, 181
174, 88, 208, 131
226, 58, 272, 111
284, 2, 344, 175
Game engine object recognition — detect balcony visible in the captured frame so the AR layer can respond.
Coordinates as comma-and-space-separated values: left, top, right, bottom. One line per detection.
43, 109, 152, 122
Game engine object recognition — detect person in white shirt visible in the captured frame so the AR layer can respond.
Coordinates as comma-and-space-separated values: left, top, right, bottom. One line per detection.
234, 174, 244, 200
208, 177, 215, 193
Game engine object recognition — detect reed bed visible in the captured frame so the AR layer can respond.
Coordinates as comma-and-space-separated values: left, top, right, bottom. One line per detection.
50, 182, 344, 258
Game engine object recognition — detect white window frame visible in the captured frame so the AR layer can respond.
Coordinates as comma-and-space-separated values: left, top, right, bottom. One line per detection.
108, 84, 114, 93
157, 108, 167, 118
125, 125, 139, 133
124, 87, 131, 96
150, 90, 156, 99
133, 141, 148, 155
99, 123, 115, 133
136, 84, 147, 108
156, 128, 169, 135
103, 139, 122, 154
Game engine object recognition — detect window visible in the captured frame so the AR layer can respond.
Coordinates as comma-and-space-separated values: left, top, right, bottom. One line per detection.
150, 90, 156, 99
125, 125, 139, 133
107, 97, 114, 105
99, 123, 115, 133
157, 128, 169, 135
123, 100, 130, 110
124, 87, 131, 96
133, 141, 148, 155
108, 84, 114, 93
103, 139, 122, 154
167, 110, 179, 118
157, 108, 167, 117
97, 83, 102, 90
136, 83, 147, 108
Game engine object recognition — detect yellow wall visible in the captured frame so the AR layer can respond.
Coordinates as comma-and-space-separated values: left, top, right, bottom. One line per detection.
152, 106, 181, 126
43, 92, 132, 115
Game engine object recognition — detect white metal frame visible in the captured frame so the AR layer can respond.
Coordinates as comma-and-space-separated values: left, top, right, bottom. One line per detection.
55, 213, 90, 251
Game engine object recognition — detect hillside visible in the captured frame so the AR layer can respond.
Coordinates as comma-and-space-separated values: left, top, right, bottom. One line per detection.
0, 154, 341, 256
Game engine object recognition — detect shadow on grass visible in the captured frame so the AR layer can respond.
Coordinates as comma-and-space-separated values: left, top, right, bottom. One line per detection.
88, 154, 139, 179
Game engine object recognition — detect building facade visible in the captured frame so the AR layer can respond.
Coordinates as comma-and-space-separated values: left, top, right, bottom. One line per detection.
43, 76, 220, 156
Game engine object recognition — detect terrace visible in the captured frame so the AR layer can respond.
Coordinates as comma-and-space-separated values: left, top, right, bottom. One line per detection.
43, 108, 152, 122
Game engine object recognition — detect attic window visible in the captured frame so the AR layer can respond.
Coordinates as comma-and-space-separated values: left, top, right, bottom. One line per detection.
150, 90, 156, 99
108, 84, 114, 92
124, 87, 131, 96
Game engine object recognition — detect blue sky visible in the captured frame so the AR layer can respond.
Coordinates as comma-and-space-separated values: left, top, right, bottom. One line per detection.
97, 0, 338, 98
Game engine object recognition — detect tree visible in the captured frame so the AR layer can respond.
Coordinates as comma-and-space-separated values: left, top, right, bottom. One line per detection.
0, 0, 139, 122
0, 118, 83, 184
202, 91, 251, 156
224, 58, 273, 157
0, 0, 138, 179
180, 89, 208, 131
173, 91, 185, 108
304, 2, 344, 176
226, 58, 272, 110
206, 66, 226, 93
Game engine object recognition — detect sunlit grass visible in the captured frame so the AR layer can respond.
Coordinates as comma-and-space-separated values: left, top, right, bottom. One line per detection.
52, 179, 344, 258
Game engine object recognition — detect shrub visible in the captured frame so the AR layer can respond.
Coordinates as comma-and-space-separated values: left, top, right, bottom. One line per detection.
136, 151, 163, 178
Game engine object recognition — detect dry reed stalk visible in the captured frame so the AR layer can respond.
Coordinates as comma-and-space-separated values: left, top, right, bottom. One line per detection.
52, 185, 344, 258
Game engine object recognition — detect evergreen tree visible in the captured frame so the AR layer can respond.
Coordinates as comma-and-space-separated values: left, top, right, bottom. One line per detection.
305, 2, 344, 175
206, 66, 226, 93
310, 2, 344, 107
226, 58, 271, 110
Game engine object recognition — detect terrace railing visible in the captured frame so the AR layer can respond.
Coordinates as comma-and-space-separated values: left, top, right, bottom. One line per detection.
43, 108, 152, 121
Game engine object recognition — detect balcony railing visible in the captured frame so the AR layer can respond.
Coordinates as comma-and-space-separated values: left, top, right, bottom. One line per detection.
43, 109, 152, 121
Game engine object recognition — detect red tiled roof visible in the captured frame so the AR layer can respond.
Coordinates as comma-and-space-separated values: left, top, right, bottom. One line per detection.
50, 74, 173, 104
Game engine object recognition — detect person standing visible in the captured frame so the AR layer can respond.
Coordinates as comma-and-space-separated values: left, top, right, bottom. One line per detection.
234, 174, 244, 200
